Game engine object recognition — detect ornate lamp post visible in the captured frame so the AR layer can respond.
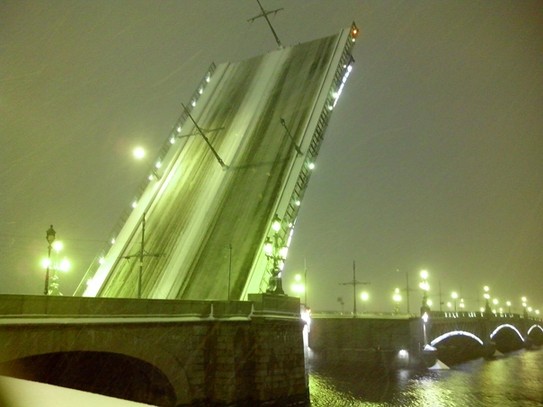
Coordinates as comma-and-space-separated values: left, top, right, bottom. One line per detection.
264, 215, 287, 295
393, 288, 402, 314
492, 298, 499, 313
290, 274, 305, 298
419, 269, 430, 316
360, 291, 369, 313
48, 241, 70, 296
43, 225, 56, 295
483, 286, 492, 315
521, 296, 528, 318
451, 291, 458, 312
506, 300, 512, 314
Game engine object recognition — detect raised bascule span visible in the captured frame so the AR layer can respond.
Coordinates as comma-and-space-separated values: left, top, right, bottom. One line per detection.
75, 24, 358, 300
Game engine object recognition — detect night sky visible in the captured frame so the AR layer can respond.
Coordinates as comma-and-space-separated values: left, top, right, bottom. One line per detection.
1, 1, 542, 314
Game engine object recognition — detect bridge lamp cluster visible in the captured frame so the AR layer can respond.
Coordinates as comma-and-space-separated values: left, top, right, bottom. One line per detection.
393, 288, 402, 314
264, 215, 288, 295
42, 225, 71, 296
505, 300, 512, 313
483, 285, 492, 314
419, 269, 431, 315
451, 291, 458, 312
290, 274, 305, 295
359, 291, 370, 313
491, 298, 499, 313
521, 296, 527, 309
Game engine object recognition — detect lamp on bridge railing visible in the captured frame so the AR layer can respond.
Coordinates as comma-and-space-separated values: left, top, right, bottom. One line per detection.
360, 291, 369, 313
43, 225, 56, 295
264, 215, 287, 295
290, 273, 305, 298
392, 287, 402, 314
459, 298, 465, 310
506, 300, 512, 314
521, 296, 528, 318
483, 286, 492, 315
451, 291, 459, 312
42, 234, 71, 296
419, 269, 430, 316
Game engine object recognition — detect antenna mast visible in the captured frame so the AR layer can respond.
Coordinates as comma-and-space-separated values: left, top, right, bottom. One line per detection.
340, 261, 370, 318
247, 0, 284, 48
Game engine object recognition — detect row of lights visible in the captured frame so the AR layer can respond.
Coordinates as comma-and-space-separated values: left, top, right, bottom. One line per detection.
92, 66, 217, 272
286, 268, 540, 317
268, 30, 357, 293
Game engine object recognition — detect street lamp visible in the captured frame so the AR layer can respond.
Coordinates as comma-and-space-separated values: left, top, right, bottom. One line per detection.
132, 146, 146, 160
521, 297, 529, 318
360, 291, 369, 313
451, 291, 458, 312
48, 241, 70, 296
43, 225, 56, 295
290, 274, 305, 297
393, 288, 402, 314
419, 269, 430, 315
492, 298, 499, 314
506, 300, 512, 314
264, 214, 287, 295
483, 286, 492, 315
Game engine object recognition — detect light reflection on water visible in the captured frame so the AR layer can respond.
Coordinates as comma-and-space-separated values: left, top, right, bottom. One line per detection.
309, 348, 543, 406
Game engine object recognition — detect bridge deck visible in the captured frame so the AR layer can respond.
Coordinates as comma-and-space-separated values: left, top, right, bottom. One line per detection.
75, 26, 357, 301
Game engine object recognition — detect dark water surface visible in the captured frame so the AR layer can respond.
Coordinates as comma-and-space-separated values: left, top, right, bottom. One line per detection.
309, 348, 543, 406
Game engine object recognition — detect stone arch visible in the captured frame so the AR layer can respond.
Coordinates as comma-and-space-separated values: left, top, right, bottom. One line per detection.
0, 324, 193, 405
527, 324, 543, 346
429, 330, 486, 365
430, 330, 484, 347
490, 324, 525, 352
0, 351, 176, 406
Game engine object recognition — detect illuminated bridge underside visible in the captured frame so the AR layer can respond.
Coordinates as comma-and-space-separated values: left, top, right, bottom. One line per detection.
78, 26, 356, 300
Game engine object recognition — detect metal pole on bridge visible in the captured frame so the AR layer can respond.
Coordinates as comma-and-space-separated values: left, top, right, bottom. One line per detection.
340, 261, 370, 318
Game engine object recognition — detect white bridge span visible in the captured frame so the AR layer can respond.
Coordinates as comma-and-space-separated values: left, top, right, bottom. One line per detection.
76, 24, 358, 300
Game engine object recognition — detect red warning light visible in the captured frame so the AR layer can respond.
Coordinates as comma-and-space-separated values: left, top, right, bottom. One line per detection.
351, 24, 360, 39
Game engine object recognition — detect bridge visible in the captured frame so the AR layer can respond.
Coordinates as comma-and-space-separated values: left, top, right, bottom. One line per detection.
0, 294, 307, 406
2, 25, 360, 406
307, 311, 543, 368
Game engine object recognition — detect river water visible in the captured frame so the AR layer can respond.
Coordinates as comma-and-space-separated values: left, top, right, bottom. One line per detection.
308, 348, 543, 406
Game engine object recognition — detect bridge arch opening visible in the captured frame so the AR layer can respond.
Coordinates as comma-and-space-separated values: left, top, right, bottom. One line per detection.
490, 324, 526, 353
430, 330, 484, 347
430, 330, 485, 366
527, 324, 543, 346
0, 351, 176, 406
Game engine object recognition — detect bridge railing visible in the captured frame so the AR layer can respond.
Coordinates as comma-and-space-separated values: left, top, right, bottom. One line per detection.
0, 294, 303, 323
0, 294, 255, 321
429, 310, 541, 322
